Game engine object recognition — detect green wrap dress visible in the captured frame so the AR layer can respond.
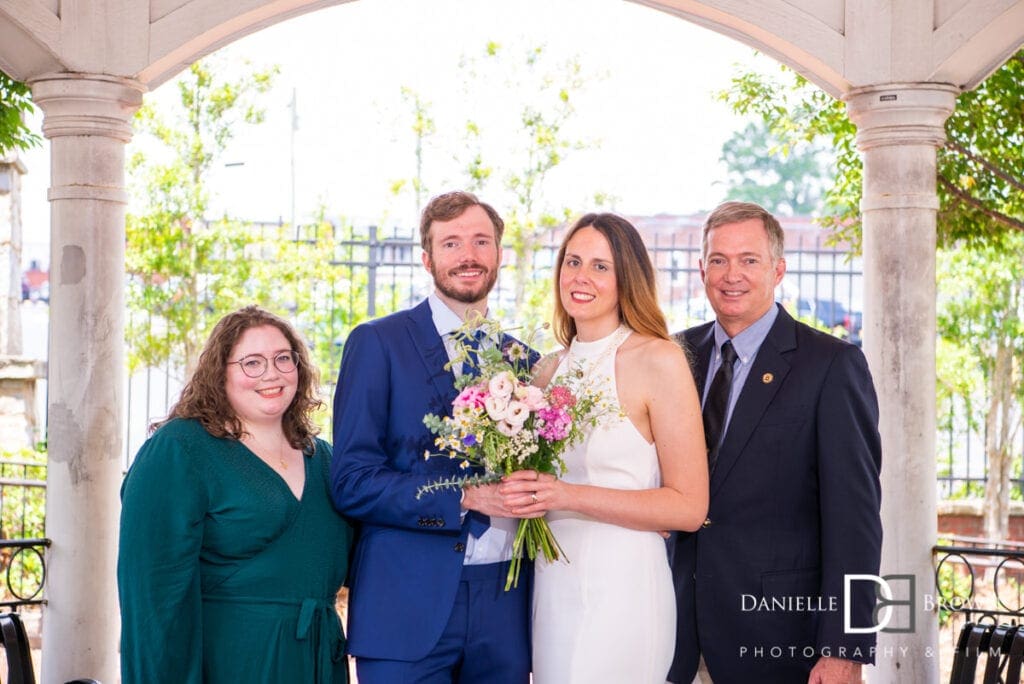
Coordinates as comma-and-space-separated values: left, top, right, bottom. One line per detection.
118, 418, 352, 683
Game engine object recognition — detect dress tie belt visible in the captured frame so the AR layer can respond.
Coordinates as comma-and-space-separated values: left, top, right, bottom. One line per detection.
204, 594, 345, 683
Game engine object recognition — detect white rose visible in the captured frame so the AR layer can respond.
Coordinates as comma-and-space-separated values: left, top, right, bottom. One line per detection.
485, 394, 509, 421
496, 419, 522, 436
488, 371, 515, 399
505, 400, 530, 426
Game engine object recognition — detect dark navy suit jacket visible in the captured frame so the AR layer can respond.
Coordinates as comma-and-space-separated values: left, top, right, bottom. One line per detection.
669, 304, 882, 684
330, 299, 530, 662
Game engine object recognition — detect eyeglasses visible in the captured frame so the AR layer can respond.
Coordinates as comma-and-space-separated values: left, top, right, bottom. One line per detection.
228, 351, 299, 378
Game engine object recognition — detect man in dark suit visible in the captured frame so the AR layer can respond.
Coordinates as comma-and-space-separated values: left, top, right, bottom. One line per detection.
331, 191, 530, 683
669, 201, 882, 684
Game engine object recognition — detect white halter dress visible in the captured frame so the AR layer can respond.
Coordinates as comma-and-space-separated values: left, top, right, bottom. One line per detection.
531, 326, 676, 683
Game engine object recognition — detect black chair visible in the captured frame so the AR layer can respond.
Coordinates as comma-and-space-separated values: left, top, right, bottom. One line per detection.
0, 611, 35, 684
1006, 626, 1024, 684
950, 621, 1024, 684
982, 623, 1015, 683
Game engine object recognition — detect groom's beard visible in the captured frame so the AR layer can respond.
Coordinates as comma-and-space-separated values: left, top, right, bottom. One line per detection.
430, 261, 498, 305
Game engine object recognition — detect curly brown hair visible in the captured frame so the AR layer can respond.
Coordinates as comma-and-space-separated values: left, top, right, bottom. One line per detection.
152, 305, 323, 450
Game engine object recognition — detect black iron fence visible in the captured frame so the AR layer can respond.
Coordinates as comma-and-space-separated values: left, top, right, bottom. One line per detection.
0, 458, 48, 609
935, 537, 1024, 624
938, 395, 1024, 500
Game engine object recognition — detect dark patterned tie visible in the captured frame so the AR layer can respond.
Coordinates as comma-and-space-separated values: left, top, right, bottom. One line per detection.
703, 340, 738, 474
460, 329, 487, 378
458, 328, 490, 538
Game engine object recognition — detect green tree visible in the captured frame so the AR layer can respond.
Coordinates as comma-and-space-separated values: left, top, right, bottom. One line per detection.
719, 51, 1024, 537
0, 71, 40, 153
125, 56, 364, 405
719, 52, 1023, 248
719, 120, 830, 216
389, 86, 437, 217
457, 41, 606, 331
126, 56, 278, 376
937, 234, 1024, 540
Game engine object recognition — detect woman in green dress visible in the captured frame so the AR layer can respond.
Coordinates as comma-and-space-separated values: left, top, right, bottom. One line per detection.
118, 305, 353, 683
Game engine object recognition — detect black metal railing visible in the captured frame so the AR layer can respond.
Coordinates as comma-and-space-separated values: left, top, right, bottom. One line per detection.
0, 458, 49, 609
0, 538, 49, 609
934, 538, 1024, 623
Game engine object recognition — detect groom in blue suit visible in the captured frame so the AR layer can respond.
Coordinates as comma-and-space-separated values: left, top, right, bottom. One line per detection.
331, 191, 531, 683
669, 201, 882, 684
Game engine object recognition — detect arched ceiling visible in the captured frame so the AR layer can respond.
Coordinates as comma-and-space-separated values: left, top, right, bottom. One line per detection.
1, 0, 1023, 97
636, 0, 1024, 96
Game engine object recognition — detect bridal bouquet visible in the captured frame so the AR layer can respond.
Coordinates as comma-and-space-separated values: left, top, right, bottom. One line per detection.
418, 315, 613, 591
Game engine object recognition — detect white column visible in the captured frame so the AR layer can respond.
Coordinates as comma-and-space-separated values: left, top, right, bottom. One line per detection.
845, 83, 958, 684
0, 155, 26, 356
30, 73, 143, 684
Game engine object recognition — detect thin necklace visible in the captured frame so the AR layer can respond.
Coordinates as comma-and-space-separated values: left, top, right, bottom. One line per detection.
244, 433, 290, 471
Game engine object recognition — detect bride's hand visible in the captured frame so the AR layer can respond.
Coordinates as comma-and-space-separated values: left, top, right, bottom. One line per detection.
499, 472, 563, 517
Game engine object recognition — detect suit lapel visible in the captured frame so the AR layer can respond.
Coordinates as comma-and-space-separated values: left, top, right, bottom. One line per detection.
405, 300, 460, 408
709, 307, 796, 496
685, 324, 715, 394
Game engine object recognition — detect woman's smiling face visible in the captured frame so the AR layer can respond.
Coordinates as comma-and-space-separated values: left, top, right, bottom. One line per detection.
224, 324, 298, 427
558, 226, 620, 334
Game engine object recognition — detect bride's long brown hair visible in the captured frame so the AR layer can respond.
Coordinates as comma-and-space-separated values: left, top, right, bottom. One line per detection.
151, 305, 323, 450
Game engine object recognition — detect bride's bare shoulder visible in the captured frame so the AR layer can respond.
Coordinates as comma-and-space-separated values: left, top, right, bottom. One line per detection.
621, 334, 689, 373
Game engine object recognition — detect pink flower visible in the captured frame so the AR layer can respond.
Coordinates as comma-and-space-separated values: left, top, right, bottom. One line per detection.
454, 384, 488, 409
537, 406, 572, 441
514, 385, 548, 411
548, 385, 577, 410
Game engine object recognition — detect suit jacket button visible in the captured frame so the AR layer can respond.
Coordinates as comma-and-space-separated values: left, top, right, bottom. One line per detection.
454, 542, 466, 552
702, 517, 712, 528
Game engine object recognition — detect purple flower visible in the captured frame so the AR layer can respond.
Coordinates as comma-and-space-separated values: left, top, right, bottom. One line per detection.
462, 434, 478, 447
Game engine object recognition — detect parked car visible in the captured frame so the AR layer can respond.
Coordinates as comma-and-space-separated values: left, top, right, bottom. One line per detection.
793, 298, 862, 346
813, 299, 849, 328
795, 298, 816, 321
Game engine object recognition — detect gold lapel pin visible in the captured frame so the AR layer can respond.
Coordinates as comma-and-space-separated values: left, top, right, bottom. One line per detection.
762, 373, 774, 384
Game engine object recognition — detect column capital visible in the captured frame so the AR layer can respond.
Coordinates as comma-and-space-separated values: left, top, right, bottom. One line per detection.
29, 73, 145, 143
843, 83, 960, 151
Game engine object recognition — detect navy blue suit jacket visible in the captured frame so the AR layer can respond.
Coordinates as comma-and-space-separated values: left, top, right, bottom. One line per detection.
330, 300, 529, 662
669, 305, 882, 683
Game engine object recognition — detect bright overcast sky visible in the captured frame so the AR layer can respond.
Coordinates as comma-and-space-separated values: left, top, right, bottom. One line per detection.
19, 0, 774, 263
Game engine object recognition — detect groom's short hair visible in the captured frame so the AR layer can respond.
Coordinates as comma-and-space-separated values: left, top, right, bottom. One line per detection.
419, 190, 505, 255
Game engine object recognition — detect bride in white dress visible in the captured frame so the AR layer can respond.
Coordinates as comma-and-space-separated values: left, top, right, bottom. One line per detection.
500, 213, 709, 683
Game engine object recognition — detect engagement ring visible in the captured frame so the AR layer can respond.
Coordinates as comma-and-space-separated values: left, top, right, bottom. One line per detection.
531, 493, 538, 503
